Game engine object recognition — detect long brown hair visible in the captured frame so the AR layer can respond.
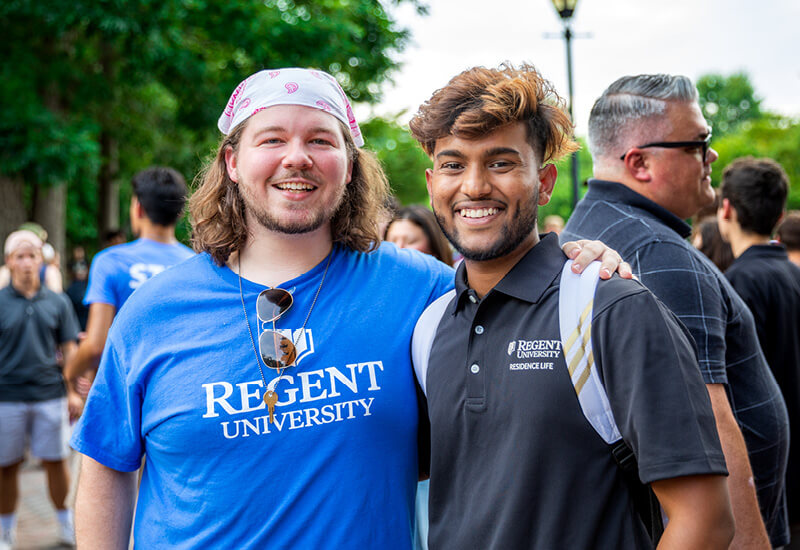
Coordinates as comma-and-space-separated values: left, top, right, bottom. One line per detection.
190, 119, 390, 265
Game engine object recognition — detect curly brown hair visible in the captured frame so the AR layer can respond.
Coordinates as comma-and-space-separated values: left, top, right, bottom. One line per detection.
409, 63, 578, 163
190, 118, 390, 265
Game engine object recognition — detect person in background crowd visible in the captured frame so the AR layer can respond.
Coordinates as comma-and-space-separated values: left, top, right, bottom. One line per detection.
777, 211, 800, 268
410, 63, 732, 549
102, 229, 126, 249
0, 223, 63, 292
385, 205, 453, 266
563, 73, 790, 548
542, 214, 565, 234
63, 167, 194, 401
692, 218, 735, 272
717, 157, 800, 549
0, 230, 80, 549
68, 67, 626, 549
65, 247, 89, 332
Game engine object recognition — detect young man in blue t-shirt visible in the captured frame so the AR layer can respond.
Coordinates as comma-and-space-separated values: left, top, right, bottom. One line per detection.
63, 167, 193, 399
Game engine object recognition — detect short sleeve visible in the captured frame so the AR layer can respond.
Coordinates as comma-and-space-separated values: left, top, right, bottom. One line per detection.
592, 280, 727, 483
69, 336, 144, 472
83, 252, 119, 308
632, 242, 728, 384
57, 293, 80, 343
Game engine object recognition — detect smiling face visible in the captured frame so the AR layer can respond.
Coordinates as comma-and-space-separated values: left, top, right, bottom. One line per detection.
224, 104, 353, 236
426, 122, 556, 262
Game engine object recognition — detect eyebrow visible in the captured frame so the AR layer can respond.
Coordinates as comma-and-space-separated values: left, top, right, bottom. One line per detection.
435, 146, 522, 160
251, 126, 340, 138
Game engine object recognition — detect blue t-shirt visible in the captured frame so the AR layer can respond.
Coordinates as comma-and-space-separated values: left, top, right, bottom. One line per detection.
84, 238, 195, 310
71, 243, 453, 549
563, 179, 790, 546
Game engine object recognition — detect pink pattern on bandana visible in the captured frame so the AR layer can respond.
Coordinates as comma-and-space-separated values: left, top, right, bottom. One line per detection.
223, 79, 249, 118
239, 98, 251, 109
251, 107, 267, 116
285, 82, 299, 94
315, 100, 332, 112
268, 71, 281, 79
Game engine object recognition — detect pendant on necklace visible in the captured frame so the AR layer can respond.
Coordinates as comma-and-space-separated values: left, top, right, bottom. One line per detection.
264, 389, 279, 424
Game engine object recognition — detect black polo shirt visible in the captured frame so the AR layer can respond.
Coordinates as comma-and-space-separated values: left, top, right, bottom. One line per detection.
0, 284, 79, 402
725, 244, 800, 523
420, 234, 726, 550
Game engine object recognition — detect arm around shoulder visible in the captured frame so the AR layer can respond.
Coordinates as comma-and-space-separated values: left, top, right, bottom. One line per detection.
75, 455, 137, 549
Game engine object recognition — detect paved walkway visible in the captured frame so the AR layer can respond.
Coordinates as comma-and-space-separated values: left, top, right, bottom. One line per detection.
13, 456, 75, 549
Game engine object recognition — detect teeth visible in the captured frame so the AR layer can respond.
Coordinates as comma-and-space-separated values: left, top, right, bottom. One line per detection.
276, 182, 314, 191
460, 208, 498, 218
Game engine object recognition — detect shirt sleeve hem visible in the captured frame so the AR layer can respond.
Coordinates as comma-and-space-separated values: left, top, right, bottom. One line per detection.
70, 439, 142, 473
639, 455, 728, 484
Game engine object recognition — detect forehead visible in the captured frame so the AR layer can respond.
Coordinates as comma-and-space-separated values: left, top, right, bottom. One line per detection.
7, 243, 41, 259
244, 104, 345, 136
664, 101, 710, 137
387, 219, 424, 235
433, 122, 537, 159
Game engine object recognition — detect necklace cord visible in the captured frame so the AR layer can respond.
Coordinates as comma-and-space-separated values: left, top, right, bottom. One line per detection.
238, 250, 333, 395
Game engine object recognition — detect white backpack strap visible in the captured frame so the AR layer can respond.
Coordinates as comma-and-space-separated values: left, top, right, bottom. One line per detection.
412, 290, 456, 397
559, 261, 622, 444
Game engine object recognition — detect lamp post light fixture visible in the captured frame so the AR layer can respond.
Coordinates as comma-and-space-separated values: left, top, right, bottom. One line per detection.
550, 0, 581, 209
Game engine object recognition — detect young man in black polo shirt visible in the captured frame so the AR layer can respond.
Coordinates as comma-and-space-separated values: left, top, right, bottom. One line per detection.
408, 64, 734, 549
718, 157, 800, 548
0, 230, 80, 548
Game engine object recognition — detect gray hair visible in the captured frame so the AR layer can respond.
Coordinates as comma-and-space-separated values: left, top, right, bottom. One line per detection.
588, 74, 699, 162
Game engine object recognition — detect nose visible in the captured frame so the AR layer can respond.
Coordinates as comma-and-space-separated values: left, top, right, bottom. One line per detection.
706, 146, 719, 165
459, 164, 491, 198
282, 139, 313, 169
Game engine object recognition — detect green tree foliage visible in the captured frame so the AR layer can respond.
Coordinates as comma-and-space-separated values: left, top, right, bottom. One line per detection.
0, 0, 422, 254
360, 115, 431, 205
711, 116, 800, 210
538, 139, 593, 223
697, 72, 763, 138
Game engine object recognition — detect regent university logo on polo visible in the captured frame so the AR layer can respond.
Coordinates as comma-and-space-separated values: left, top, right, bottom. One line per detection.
200, 358, 384, 440
507, 339, 562, 371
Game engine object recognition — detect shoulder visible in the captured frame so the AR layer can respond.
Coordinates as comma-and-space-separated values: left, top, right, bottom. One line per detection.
350, 242, 454, 282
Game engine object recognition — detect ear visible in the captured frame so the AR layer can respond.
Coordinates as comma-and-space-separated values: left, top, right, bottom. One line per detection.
425, 168, 434, 208
718, 198, 734, 221
224, 146, 239, 183
345, 157, 353, 185
623, 150, 652, 183
537, 164, 558, 206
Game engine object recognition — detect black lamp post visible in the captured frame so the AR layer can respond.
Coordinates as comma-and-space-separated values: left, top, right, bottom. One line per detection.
551, 0, 580, 209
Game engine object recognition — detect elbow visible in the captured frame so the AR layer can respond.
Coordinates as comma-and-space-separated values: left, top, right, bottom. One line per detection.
704, 500, 735, 549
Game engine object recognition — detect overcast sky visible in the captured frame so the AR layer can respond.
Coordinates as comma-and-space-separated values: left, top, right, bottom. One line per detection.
355, 0, 800, 136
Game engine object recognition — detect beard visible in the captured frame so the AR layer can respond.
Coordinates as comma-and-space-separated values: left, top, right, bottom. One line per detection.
433, 191, 539, 262
239, 171, 347, 235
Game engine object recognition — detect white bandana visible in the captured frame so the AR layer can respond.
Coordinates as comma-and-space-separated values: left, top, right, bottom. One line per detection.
217, 68, 364, 147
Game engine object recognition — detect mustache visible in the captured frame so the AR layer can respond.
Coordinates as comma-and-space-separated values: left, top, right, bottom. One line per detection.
266, 170, 323, 187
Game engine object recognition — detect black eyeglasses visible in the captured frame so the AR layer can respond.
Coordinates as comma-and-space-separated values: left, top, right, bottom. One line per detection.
620, 134, 712, 162
257, 288, 297, 370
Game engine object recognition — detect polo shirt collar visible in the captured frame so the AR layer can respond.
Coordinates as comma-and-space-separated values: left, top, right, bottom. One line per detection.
737, 243, 789, 261
586, 179, 692, 239
7, 282, 43, 300
452, 233, 565, 310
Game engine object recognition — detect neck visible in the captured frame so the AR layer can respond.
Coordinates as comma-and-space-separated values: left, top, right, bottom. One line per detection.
463, 232, 539, 298
11, 276, 40, 298
230, 224, 334, 287
787, 249, 800, 267
139, 223, 178, 244
729, 232, 771, 258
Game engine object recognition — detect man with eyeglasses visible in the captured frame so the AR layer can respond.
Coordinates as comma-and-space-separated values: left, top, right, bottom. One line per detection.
563, 74, 790, 548
68, 67, 627, 549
